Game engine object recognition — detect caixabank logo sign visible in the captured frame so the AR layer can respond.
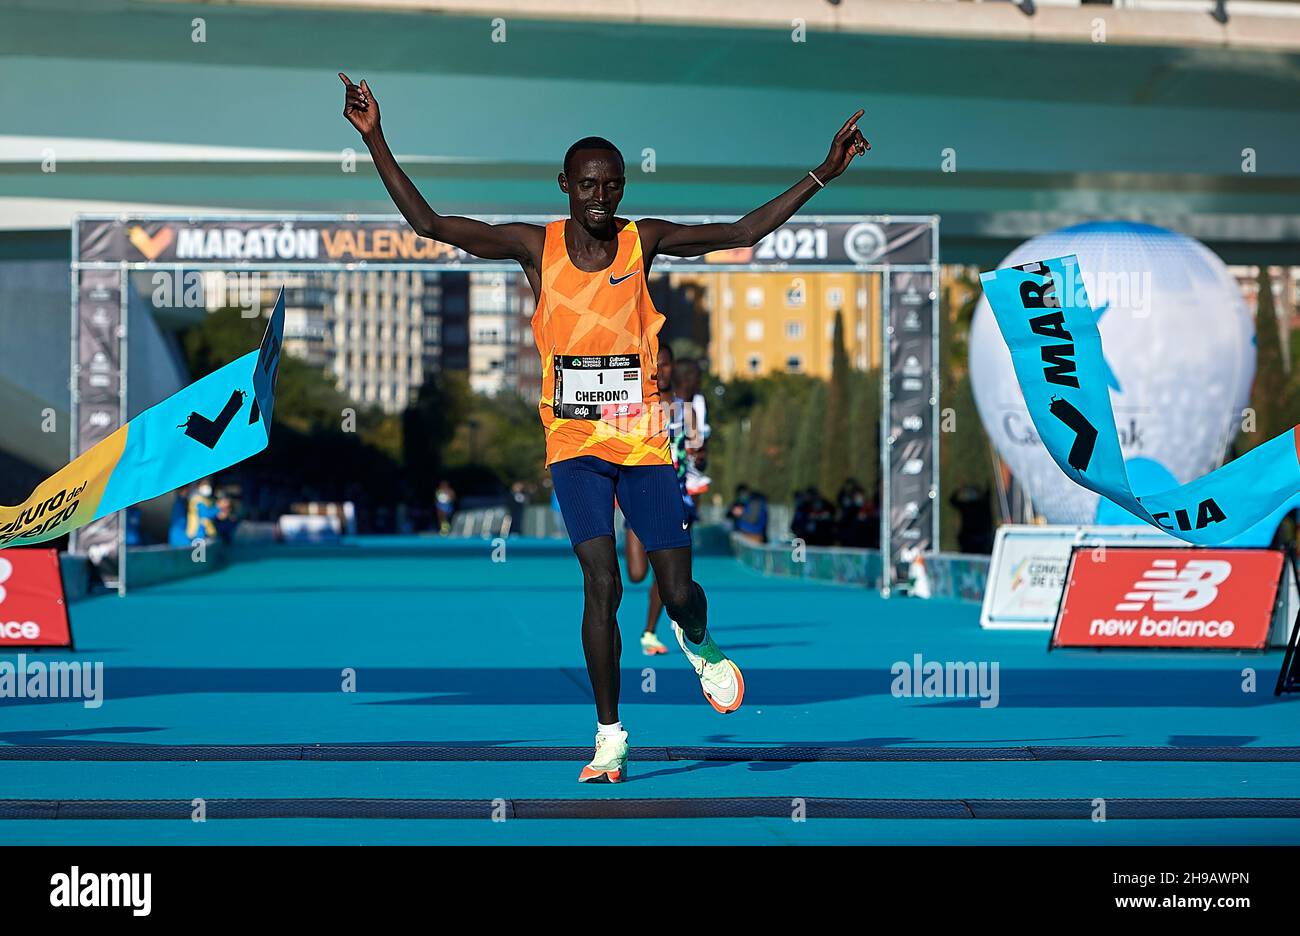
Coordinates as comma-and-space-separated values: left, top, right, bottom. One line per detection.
1052, 548, 1282, 650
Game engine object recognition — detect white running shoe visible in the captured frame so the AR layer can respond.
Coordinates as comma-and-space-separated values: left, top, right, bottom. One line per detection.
672, 622, 745, 714
640, 631, 669, 656
577, 729, 628, 783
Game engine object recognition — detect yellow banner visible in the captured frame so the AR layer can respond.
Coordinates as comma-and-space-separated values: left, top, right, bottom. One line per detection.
0, 426, 129, 548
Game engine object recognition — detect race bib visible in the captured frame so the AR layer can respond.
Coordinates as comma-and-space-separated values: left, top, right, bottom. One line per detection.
553, 354, 644, 420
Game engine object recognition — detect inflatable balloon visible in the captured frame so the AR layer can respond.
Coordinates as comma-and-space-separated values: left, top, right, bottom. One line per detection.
968, 221, 1255, 525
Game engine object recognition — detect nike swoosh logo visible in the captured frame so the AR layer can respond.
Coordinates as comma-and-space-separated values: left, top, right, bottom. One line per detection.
609, 271, 639, 286
682, 522, 690, 530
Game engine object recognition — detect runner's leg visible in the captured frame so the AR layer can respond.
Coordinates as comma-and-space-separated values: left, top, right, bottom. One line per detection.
613, 463, 704, 643
617, 462, 743, 713
624, 515, 664, 637
550, 457, 624, 725
574, 536, 623, 725
646, 545, 707, 644
624, 524, 649, 583
645, 579, 663, 635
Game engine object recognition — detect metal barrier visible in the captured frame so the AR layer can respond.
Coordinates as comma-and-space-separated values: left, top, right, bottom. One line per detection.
729, 534, 990, 602
925, 552, 992, 603
60, 542, 231, 601
731, 534, 885, 588
449, 506, 516, 539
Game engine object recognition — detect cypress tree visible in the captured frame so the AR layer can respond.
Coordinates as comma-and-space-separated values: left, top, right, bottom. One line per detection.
939, 271, 995, 551
791, 381, 828, 493
848, 368, 882, 499
820, 310, 853, 495
1241, 266, 1287, 452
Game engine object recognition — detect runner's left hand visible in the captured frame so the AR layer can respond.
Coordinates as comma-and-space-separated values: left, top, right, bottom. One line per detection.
339, 73, 380, 137
816, 109, 869, 182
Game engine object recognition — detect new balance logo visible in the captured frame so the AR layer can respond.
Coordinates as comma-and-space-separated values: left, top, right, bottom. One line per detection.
1115, 559, 1231, 612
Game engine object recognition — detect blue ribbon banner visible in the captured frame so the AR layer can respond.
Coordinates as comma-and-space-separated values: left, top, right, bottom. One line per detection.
0, 290, 284, 549
979, 256, 1300, 546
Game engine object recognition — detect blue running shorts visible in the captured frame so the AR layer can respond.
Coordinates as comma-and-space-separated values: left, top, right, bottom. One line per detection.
550, 455, 692, 552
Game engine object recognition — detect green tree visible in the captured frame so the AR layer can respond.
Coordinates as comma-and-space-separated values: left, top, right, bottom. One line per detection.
749, 389, 798, 501
847, 368, 882, 498
180, 304, 403, 513
1241, 266, 1288, 452
790, 381, 828, 493
820, 310, 852, 495
402, 371, 465, 504
443, 387, 548, 494
938, 270, 995, 551
181, 306, 376, 437
710, 371, 826, 503
1285, 311, 1300, 433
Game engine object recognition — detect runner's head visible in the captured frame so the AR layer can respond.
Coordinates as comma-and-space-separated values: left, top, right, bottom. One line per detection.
559, 137, 625, 234
672, 357, 702, 398
656, 343, 674, 393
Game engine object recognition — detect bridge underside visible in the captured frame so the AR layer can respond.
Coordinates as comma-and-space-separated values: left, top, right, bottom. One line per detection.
0, 1, 1296, 265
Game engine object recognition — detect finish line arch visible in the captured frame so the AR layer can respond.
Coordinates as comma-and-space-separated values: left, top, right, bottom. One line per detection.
71, 213, 938, 593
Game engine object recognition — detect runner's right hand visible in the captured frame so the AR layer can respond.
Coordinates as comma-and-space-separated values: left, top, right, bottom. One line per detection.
339, 73, 379, 137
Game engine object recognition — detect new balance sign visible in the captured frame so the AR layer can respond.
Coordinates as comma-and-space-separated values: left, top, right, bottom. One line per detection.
0, 549, 72, 648
1052, 547, 1282, 650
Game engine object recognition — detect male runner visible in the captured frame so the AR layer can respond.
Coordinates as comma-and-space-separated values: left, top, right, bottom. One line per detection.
623, 344, 677, 657
671, 358, 711, 500
340, 73, 868, 782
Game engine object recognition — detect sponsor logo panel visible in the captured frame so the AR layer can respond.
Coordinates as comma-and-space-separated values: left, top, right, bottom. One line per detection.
1053, 548, 1282, 649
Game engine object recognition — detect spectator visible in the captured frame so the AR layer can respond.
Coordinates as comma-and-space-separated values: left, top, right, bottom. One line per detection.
214, 490, 240, 545
509, 481, 529, 536
167, 486, 191, 547
744, 490, 769, 544
792, 486, 836, 546
673, 359, 711, 499
731, 487, 769, 544
791, 488, 810, 542
728, 484, 751, 531
836, 478, 875, 548
862, 493, 881, 550
124, 506, 143, 546
950, 484, 995, 554
170, 481, 220, 547
435, 480, 457, 535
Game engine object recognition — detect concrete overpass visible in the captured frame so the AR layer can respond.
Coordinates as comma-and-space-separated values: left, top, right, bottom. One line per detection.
1, 0, 1299, 485
1, 0, 1298, 262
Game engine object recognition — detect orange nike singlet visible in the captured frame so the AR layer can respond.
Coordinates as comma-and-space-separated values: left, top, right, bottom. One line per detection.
533, 219, 672, 468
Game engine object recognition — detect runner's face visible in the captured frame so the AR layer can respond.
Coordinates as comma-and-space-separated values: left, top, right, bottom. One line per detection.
657, 349, 673, 392
562, 151, 624, 233
682, 369, 700, 398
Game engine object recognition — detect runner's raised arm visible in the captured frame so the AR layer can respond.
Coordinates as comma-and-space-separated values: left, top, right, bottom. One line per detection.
339, 73, 543, 266
638, 109, 868, 265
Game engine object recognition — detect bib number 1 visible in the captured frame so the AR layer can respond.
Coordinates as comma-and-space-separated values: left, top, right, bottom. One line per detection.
554, 354, 644, 420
